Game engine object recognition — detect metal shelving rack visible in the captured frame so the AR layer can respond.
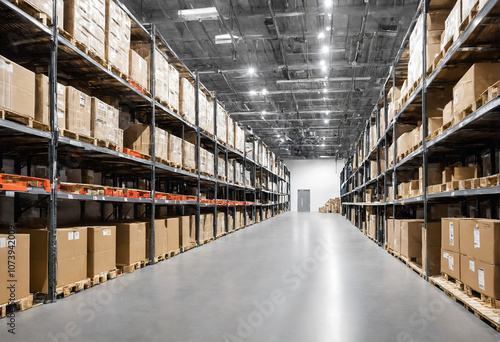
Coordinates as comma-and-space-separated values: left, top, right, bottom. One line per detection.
340, 0, 500, 279
0, 0, 291, 302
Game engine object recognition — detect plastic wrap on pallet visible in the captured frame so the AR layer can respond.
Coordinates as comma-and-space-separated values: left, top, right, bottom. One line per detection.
245, 169, 251, 187
227, 116, 235, 148
205, 98, 214, 134
23, 0, 64, 29
156, 127, 168, 160
245, 141, 254, 158
66, 86, 91, 136
182, 140, 196, 170
129, 50, 147, 90
228, 160, 234, 183
168, 64, 179, 112
235, 124, 245, 152
441, 0, 462, 49
35, 74, 65, 126
206, 150, 215, 177
168, 134, 182, 166
235, 161, 243, 184
105, 0, 130, 76
179, 78, 195, 124
216, 103, 227, 143
131, 43, 169, 103
200, 148, 207, 174
64, 0, 106, 61
91, 97, 121, 143
218, 156, 226, 178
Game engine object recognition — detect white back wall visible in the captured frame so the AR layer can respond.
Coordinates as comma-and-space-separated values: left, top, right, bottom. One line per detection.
284, 159, 345, 212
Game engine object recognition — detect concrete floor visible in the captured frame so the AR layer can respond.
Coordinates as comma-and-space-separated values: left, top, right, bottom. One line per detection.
1, 212, 499, 342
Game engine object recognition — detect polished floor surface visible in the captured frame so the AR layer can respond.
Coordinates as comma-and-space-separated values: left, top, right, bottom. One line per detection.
2, 212, 499, 341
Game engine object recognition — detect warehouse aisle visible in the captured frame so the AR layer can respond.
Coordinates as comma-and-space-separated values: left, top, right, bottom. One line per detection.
2, 213, 499, 342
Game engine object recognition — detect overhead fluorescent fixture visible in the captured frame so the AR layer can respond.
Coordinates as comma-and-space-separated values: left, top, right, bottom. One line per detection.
326, 26, 331, 31
262, 110, 267, 115
178, 7, 219, 21
324, 119, 329, 124
318, 32, 325, 39
321, 46, 329, 54
325, 0, 333, 7
262, 88, 268, 96
248, 67, 256, 75
249, 90, 257, 96
323, 88, 328, 93
215, 33, 239, 45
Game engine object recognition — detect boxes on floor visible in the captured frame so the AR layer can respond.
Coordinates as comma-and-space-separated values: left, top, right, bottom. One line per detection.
116, 222, 146, 265
0, 55, 35, 119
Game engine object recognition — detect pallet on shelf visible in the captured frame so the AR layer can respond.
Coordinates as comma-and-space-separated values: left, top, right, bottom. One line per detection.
0, 173, 51, 192
59, 128, 94, 145
117, 259, 149, 274
480, 174, 500, 188
123, 148, 151, 161
94, 138, 118, 151
90, 269, 119, 287
0, 108, 50, 132
56, 278, 91, 299
430, 275, 499, 331
0, 294, 34, 319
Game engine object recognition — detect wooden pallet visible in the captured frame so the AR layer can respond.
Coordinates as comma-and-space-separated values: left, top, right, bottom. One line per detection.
218, 175, 227, 181
182, 166, 198, 174
117, 259, 149, 274
480, 174, 499, 188
10, 0, 53, 26
59, 129, 95, 144
59, 182, 106, 196
94, 138, 118, 151
181, 243, 197, 252
199, 237, 214, 246
107, 64, 128, 82
430, 275, 499, 331
56, 278, 91, 298
426, 122, 451, 141
0, 108, 50, 132
153, 250, 179, 263
0, 294, 34, 319
445, 180, 460, 191
90, 269, 118, 287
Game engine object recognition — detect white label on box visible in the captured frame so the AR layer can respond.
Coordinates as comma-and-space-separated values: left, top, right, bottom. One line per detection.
443, 252, 449, 258
79, 95, 85, 106
5, 191, 14, 197
7, 239, 16, 247
449, 222, 454, 246
98, 102, 106, 110
58, 112, 64, 118
478, 268, 485, 290
449, 255, 454, 270
103, 229, 111, 236
74, 232, 80, 240
469, 260, 475, 272
0, 238, 6, 248
474, 225, 480, 248
68, 232, 74, 240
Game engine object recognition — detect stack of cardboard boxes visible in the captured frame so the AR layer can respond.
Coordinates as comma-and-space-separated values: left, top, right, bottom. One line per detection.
441, 218, 500, 299
0, 233, 30, 305
91, 97, 123, 149
179, 78, 195, 124
105, 0, 130, 76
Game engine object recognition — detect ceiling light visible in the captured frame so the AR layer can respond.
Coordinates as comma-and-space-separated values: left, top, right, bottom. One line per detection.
318, 32, 325, 39
262, 88, 268, 96
215, 33, 239, 45
323, 88, 328, 93
280, 138, 284, 143
321, 143, 325, 147
178, 7, 219, 21
328, 13, 332, 19
325, 0, 333, 7
326, 26, 331, 31
321, 46, 329, 54
249, 90, 257, 96
321, 65, 328, 73
248, 67, 255, 75
324, 119, 329, 124
262, 110, 267, 115
325, 110, 330, 115
320, 60, 326, 66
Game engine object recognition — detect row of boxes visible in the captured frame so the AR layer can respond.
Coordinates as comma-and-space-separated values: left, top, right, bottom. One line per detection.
0, 216, 197, 302
319, 198, 341, 213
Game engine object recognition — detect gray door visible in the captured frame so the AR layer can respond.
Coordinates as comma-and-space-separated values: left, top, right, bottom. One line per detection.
297, 189, 310, 212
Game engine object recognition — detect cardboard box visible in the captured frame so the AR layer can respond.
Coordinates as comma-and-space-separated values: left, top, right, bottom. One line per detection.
24, 0, 63, 29
460, 219, 500, 264
400, 220, 423, 259
0, 55, 35, 119
146, 219, 168, 257
65, 168, 94, 184
453, 63, 500, 115
452, 166, 478, 181
441, 249, 460, 279
216, 103, 227, 143
105, 0, 130, 76
428, 117, 443, 135
461, 254, 500, 299
35, 74, 66, 126
0, 233, 30, 304
387, 219, 395, 250
204, 213, 214, 240
131, 44, 169, 103
443, 101, 453, 126
179, 216, 193, 249
394, 220, 401, 254
123, 123, 150, 155
422, 222, 441, 275
87, 226, 116, 277
28, 227, 87, 293
166, 217, 180, 252
227, 116, 235, 148
168, 64, 179, 112
129, 50, 148, 89
116, 222, 146, 265
201, 94, 211, 134
66, 86, 92, 136
427, 11, 448, 31
442, 218, 461, 253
